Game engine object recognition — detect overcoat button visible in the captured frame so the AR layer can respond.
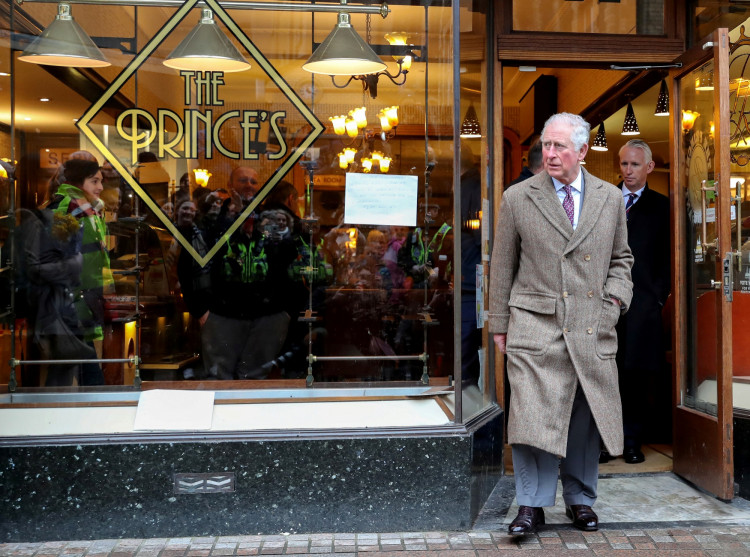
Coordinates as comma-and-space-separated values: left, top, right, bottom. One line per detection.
563, 291, 568, 298
587, 327, 593, 334
587, 291, 594, 297
563, 327, 569, 333
584, 254, 591, 261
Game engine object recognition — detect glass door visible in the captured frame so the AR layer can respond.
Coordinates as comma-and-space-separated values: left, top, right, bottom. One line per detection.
672, 28, 734, 500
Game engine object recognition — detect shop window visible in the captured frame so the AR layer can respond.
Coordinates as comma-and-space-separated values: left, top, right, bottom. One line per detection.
0, 0, 494, 409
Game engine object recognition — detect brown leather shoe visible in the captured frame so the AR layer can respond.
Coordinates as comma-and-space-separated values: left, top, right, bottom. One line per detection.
508, 505, 545, 535
566, 504, 598, 531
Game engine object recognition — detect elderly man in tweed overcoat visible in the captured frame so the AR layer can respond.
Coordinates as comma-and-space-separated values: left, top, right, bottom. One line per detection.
489, 113, 633, 535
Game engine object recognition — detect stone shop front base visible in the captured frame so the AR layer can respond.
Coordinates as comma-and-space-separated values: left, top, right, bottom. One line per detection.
0, 409, 503, 541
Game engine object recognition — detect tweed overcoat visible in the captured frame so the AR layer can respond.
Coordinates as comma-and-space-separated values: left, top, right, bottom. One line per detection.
488, 168, 634, 458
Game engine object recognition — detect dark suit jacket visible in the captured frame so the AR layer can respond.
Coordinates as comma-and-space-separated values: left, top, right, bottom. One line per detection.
616, 182, 671, 373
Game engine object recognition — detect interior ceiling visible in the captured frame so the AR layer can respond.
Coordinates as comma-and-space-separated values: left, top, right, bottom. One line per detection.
504, 65, 671, 166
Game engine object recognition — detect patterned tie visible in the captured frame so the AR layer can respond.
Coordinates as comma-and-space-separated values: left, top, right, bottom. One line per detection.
562, 185, 575, 226
625, 193, 637, 220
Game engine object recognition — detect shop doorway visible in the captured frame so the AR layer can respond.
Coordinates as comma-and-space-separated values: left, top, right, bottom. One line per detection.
499, 62, 675, 475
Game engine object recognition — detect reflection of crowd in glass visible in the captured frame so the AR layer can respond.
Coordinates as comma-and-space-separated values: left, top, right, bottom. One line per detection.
16, 150, 455, 385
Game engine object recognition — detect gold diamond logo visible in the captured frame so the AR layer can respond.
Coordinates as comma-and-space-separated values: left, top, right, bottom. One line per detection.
77, 0, 324, 266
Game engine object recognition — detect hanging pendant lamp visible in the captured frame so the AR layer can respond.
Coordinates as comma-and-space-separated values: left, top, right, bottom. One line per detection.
302, 12, 386, 76
18, 2, 110, 68
459, 104, 481, 139
621, 102, 640, 136
164, 8, 250, 73
591, 123, 608, 151
654, 79, 669, 116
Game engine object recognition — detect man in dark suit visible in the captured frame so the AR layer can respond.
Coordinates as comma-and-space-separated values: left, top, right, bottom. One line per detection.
614, 139, 671, 464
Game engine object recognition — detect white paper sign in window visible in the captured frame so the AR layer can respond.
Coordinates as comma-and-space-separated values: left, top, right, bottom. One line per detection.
344, 173, 418, 226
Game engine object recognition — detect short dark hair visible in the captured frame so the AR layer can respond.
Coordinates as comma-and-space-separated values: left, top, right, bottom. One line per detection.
528, 139, 543, 172
63, 159, 100, 187
265, 181, 296, 206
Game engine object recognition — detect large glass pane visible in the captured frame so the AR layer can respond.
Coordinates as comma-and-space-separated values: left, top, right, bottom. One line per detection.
459, 3, 492, 419
2, 1, 458, 391
681, 61, 718, 415
727, 20, 750, 411
512, 0, 664, 35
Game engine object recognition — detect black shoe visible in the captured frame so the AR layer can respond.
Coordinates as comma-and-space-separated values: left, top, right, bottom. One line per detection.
599, 450, 613, 464
566, 504, 599, 531
623, 447, 645, 464
508, 505, 545, 536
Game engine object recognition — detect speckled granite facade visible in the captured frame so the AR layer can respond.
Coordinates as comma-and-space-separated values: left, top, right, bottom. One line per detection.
0, 414, 503, 542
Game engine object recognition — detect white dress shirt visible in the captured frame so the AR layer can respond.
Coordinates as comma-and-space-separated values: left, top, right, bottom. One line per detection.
552, 170, 584, 230
621, 184, 644, 208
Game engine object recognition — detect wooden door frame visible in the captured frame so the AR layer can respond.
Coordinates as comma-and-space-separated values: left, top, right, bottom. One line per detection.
670, 28, 734, 501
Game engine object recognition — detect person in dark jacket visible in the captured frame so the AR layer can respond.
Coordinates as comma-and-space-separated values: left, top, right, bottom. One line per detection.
508, 137, 543, 187
612, 139, 671, 464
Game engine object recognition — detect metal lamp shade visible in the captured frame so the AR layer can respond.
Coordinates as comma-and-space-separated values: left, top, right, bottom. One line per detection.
621, 102, 640, 136
302, 12, 386, 76
654, 79, 669, 116
590, 123, 608, 151
164, 9, 250, 73
18, 3, 110, 67
459, 104, 481, 138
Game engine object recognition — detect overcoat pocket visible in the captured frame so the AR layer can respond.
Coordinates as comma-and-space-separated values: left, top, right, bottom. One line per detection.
506, 291, 557, 355
596, 298, 620, 359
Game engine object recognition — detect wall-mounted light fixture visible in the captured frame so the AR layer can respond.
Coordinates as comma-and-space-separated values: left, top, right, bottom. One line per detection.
621, 102, 640, 136
591, 123, 608, 151
654, 79, 669, 116
18, 2, 110, 67
164, 8, 250, 72
682, 110, 699, 132
320, 29, 417, 99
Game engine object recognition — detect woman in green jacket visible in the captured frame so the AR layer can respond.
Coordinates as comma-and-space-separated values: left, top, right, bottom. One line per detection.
47, 158, 113, 385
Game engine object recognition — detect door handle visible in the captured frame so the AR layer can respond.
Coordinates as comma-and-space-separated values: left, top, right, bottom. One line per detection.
701, 178, 719, 251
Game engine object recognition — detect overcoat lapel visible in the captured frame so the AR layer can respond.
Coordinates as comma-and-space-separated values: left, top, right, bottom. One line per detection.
528, 173, 573, 241
564, 169, 607, 255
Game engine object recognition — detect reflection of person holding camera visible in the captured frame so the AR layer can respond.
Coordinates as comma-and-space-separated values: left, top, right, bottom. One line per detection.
188, 170, 295, 381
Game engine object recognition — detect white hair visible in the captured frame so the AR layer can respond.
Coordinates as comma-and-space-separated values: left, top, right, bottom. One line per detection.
541, 113, 591, 151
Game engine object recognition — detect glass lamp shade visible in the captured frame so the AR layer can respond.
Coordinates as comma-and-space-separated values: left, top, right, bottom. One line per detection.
164, 9, 250, 73
621, 102, 640, 136
303, 12, 386, 76
654, 79, 669, 116
345, 118, 358, 138
18, 3, 110, 67
590, 123, 608, 152
460, 104, 481, 139
329, 115, 347, 135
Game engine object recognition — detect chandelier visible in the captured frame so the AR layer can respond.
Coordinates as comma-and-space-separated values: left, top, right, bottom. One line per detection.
329, 105, 398, 173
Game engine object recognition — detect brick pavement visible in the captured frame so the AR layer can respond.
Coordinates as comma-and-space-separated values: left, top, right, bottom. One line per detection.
3, 526, 750, 556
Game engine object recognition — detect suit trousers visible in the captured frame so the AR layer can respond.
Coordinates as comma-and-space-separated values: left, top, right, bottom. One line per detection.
512, 385, 601, 508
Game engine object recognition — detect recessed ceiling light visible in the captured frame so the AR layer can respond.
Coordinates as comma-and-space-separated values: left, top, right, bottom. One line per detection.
23, 117, 31, 121
0, 72, 10, 77
519, 66, 537, 72
39, 97, 50, 102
